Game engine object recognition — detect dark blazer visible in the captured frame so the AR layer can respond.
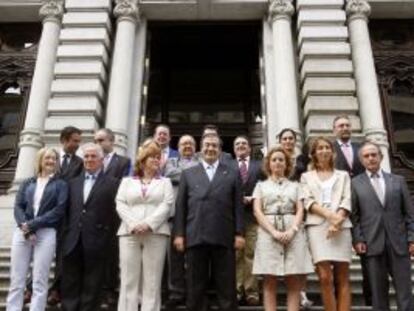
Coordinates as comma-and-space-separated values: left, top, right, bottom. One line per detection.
58, 154, 84, 182
290, 154, 310, 182
105, 153, 130, 179
63, 172, 119, 258
334, 141, 365, 177
351, 171, 414, 256
14, 176, 68, 232
231, 158, 263, 223
174, 162, 244, 248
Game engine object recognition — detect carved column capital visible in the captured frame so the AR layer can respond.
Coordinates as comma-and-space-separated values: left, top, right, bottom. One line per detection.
114, 0, 140, 23
346, 0, 371, 21
39, 0, 64, 23
268, 0, 294, 22
18, 129, 44, 149
364, 129, 389, 149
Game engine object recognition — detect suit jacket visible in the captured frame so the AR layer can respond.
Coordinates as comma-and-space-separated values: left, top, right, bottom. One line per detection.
230, 158, 263, 224
105, 153, 130, 180
63, 172, 119, 258
351, 172, 414, 256
116, 177, 174, 236
290, 154, 309, 182
14, 176, 68, 232
334, 141, 365, 178
174, 162, 244, 248
300, 169, 352, 228
58, 154, 84, 182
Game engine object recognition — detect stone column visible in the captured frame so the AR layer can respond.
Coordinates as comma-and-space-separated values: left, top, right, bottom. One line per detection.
346, 0, 390, 171
10, 0, 64, 191
105, 0, 140, 155
268, 0, 302, 150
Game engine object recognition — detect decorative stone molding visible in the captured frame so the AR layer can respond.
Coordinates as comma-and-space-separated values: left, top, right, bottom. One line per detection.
113, 131, 129, 152
114, 0, 140, 22
364, 129, 389, 149
39, 0, 64, 22
18, 130, 44, 149
268, 0, 294, 22
345, 0, 371, 21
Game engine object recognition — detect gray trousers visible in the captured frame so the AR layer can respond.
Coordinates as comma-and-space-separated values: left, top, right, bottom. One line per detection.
366, 238, 414, 311
6, 228, 56, 311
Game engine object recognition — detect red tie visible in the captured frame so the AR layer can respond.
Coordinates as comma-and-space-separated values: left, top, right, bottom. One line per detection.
239, 159, 248, 184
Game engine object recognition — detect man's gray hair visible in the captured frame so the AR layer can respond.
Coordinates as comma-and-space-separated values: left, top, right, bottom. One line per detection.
81, 143, 104, 159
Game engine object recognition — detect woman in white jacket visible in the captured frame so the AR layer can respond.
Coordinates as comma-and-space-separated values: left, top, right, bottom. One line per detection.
116, 140, 174, 311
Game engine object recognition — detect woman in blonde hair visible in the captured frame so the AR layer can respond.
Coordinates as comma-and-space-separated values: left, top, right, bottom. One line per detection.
6, 147, 68, 311
116, 140, 174, 311
252, 147, 313, 311
300, 137, 352, 311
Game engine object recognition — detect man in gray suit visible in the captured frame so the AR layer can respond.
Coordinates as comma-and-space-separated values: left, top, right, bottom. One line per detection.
164, 134, 199, 304
174, 133, 245, 311
351, 141, 414, 311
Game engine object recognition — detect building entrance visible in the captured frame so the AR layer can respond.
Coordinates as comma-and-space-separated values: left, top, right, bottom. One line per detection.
141, 23, 263, 157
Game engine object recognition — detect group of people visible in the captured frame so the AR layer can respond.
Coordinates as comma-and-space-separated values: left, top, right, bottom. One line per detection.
5, 116, 414, 311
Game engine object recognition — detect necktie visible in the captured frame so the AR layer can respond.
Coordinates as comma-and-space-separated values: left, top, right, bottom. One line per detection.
61, 154, 70, 171
371, 173, 385, 205
84, 174, 96, 203
239, 159, 248, 184
341, 144, 353, 169
206, 166, 214, 181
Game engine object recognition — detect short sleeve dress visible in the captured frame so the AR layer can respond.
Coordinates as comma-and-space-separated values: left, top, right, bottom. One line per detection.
252, 178, 314, 276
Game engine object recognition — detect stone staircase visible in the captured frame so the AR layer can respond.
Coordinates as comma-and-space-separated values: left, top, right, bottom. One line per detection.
0, 246, 410, 310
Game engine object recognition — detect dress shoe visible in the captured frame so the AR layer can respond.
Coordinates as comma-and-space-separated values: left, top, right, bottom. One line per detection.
245, 296, 260, 306
47, 290, 61, 306
300, 291, 313, 309
23, 290, 32, 304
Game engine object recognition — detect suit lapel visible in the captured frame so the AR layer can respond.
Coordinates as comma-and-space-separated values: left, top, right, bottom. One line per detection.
105, 154, 117, 174
210, 163, 229, 191
335, 141, 351, 171
383, 172, 393, 208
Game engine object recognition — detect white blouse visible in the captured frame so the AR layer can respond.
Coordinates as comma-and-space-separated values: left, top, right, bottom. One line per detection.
33, 176, 50, 216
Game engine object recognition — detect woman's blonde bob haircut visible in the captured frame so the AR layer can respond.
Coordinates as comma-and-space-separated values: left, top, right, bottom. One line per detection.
134, 139, 162, 176
35, 147, 59, 175
309, 136, 335, 171
262, 147, 292, 178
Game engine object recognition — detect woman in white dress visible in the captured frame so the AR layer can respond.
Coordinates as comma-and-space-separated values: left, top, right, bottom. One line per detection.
252, 147, 313, 311
116, 140, 174, 311
300, 137, 352, 311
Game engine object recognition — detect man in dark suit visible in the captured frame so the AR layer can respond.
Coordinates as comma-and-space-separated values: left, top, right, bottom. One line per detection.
198, 124, 233, 164
42, 126, 84, 305
174, 133, 245, 311
332, 115, 371, 306
95, 128, 131, 179
333, 115, 364, 178
351, 141, 414, 311
61, 143, 119, 311
94, 128, 130, 306
232, 136, 262, 306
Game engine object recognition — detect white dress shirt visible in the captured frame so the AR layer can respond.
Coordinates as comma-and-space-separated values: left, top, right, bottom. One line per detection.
33, 176, 51, 216
202, 160, 219, 181
367, 169, 385, 204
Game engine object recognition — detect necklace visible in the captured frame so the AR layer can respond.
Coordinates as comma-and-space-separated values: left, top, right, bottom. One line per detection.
140, 177, 152, 197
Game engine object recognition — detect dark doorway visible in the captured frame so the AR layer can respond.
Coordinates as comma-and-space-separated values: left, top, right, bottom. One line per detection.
143, 22, 262, 156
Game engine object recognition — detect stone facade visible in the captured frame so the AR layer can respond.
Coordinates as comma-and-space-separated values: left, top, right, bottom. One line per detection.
0, 0, 412, 246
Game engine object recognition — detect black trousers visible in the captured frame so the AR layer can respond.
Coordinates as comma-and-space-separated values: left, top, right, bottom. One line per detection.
61, 240, 106, 311
359, 254, 372, 306
186, 245, 237, 311
366, 238, 414, 311
103, 234, 119, 292
168, 234, 186, 296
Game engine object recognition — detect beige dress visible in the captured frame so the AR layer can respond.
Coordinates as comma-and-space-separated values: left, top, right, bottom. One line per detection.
252, 178, 314, 276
